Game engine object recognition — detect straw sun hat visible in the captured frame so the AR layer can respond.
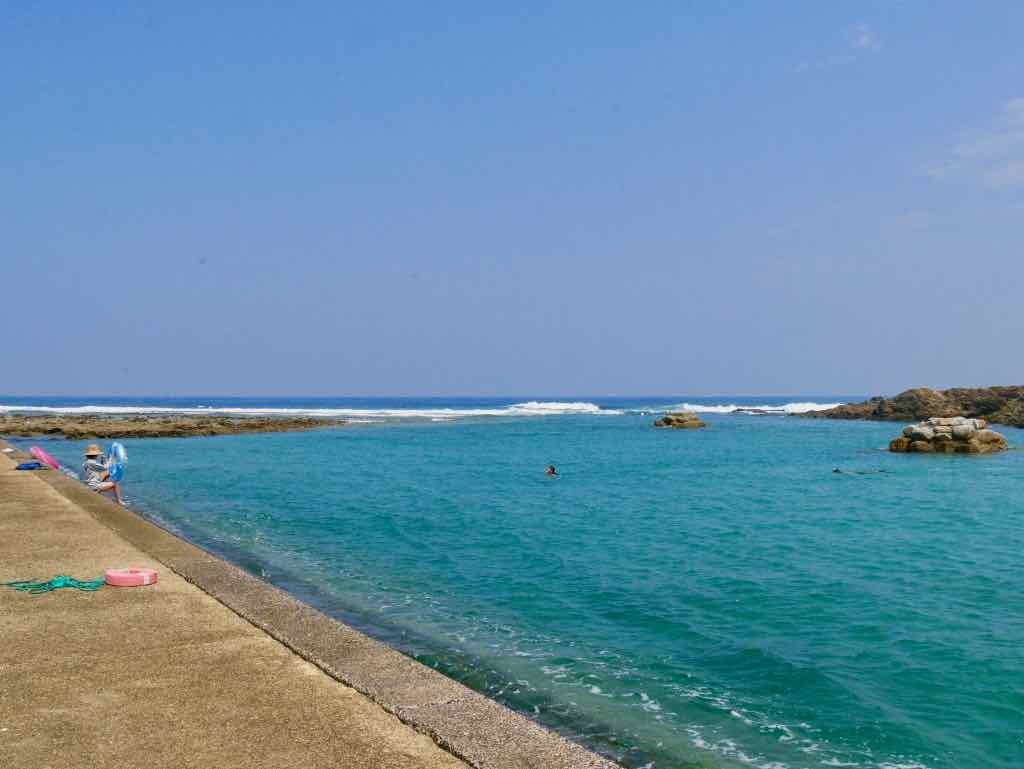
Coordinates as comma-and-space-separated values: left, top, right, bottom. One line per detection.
84, 444, 104, 457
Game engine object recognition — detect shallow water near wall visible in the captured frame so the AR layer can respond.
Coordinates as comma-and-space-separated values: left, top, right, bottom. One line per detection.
21, 407, 1024, 769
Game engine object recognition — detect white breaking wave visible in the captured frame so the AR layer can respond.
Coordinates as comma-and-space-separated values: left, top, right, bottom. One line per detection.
506, 400, 608, 415
0, 400, 843, 419
0, 401, 619, 420
666, 401, 843, 415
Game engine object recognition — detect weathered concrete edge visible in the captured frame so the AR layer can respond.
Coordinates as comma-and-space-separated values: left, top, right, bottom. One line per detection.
1, 440, 620, 769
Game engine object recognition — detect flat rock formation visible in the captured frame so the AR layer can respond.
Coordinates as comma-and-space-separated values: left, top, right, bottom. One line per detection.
0, 414, 343, 439
804, 386, 1024, 427
654, 411, 706, 429
889, 417, 1008, 454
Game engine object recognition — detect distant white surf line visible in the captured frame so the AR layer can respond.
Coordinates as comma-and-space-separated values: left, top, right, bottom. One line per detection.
665, 401, 844, 414
0, 401, 622, 419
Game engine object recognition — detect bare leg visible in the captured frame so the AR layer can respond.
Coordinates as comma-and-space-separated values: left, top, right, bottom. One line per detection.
95, 481, 124, 505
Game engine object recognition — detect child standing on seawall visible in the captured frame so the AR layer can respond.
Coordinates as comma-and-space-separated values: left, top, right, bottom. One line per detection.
82, 444, 125, 505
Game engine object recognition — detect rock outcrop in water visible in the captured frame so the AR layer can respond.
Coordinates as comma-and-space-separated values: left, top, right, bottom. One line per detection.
654, 411, 706, 429
889, 417, 1008, 454
0, 415, 344, 439
804, 386, 1024, 427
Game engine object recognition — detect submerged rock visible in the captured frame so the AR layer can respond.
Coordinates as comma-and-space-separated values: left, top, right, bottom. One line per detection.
654, 411, 706, 429
889, 417, 1008, 454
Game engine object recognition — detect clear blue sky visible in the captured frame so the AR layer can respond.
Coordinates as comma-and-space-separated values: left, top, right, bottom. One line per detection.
3, 2, 1022, 396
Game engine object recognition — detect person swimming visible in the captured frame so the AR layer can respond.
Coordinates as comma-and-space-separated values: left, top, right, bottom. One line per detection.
546, 465, 558, 477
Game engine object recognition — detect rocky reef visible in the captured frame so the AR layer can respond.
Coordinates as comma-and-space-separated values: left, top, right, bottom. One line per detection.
0, 414, 344, 439
889, 417, 1008, 454
654, 411, 706, 429
804, 386, 1024, 427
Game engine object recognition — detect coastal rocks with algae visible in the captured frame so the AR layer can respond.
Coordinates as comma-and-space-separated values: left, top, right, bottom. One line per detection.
804, 386, 1024, 427
889, 417, 1008, 454
0, 414, 344, 439
654, 411, 706, 429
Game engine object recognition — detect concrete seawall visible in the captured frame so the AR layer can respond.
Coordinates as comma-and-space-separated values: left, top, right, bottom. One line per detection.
0, 440, 621, 769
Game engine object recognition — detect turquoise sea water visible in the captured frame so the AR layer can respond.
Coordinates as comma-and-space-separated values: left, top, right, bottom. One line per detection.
9, 397, 1023, 769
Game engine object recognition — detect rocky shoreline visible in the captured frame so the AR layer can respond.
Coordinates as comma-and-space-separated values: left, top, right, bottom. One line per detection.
0, 414, 344, 439
803, 386, 1024, 427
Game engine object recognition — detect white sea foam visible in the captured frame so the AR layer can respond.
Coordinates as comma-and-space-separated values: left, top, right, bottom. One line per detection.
638, 692, 662, 712
666, 401, 844, 415
0, 399, 845, 419
0, 401, 619, 420
730, 708, 754, 725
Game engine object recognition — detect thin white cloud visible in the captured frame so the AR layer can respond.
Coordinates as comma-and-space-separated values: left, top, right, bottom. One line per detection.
928, 98, 1024, 188
849, 23, 881, 51
794, 22, 881, 72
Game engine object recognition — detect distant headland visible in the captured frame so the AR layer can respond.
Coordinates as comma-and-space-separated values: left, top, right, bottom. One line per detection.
804, 386, 1024, 427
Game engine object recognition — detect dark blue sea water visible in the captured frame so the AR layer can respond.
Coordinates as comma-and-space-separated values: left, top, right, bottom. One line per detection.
6, 396, 1023, 769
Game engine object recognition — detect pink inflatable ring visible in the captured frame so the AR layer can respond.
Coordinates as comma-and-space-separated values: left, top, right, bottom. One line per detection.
105, 567, 158, 587
30, 446, 60, 470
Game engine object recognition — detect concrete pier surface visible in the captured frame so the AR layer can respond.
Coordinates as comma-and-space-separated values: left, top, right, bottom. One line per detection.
0, 443, 620, 769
